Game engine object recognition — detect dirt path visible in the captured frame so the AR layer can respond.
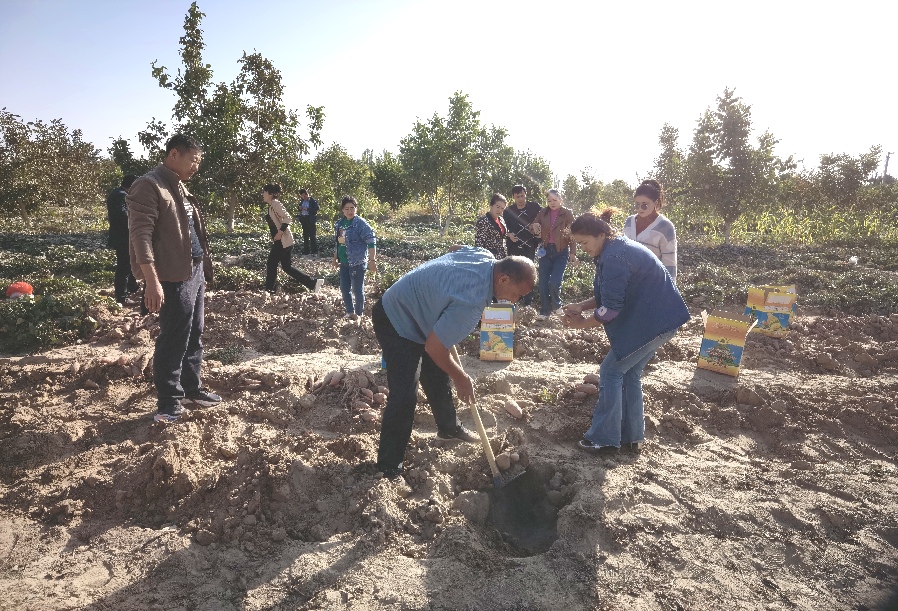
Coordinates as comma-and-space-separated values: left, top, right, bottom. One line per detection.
1, 289, 896, 610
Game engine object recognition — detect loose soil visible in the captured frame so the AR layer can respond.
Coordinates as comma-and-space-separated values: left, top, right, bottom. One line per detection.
1, 286, 897, 610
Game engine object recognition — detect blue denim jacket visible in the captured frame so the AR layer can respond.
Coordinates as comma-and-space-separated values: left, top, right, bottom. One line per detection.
594, 236, 690, 360
334, 216, 376, 266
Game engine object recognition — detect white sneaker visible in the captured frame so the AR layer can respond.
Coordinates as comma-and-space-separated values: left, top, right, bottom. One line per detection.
555, 307, 566, 316
343, 313, 356, 320
536, 314, 548, 321
313, 279, 324, 293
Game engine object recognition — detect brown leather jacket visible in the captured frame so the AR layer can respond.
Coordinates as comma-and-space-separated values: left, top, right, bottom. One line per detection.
533, 206, 575, 256
127, 164, 212, 283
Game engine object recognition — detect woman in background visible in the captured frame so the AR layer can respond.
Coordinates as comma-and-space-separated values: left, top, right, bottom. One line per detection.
623, 179, 678, 281
474, 193, 508, 259
262, 184, 323, 294
532, 189, 576, 320
333, 195, 377, 320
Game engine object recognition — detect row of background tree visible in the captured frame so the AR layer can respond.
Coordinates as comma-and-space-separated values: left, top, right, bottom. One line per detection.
1, 2, 895, 244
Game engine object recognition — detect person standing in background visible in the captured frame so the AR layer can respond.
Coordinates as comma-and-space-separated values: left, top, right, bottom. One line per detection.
623, 179, 678, 282
127, 134, 221, 423
532, 189, 576, 320
474, 193, 508, 259
106, 174, 139, 305
333, 195, 377, 320
296, 188, 320, 256
503, 184, 542, 306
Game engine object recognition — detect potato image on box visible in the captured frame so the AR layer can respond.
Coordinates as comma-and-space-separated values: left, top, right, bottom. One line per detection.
697, 309, 757, 376
480, 304, 515, 361
745, 284, 797, 338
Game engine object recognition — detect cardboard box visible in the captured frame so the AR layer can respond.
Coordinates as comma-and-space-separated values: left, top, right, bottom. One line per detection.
480, 303, 515, 361
744, 284, 797, 337
697, 309, 758, 377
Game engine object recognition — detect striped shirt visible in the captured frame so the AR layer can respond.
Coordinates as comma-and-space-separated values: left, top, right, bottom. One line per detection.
623, 214, 677, 281
382, 247, 496, 348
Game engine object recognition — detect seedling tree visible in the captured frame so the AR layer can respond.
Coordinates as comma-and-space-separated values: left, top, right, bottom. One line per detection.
124, 2, 324, 232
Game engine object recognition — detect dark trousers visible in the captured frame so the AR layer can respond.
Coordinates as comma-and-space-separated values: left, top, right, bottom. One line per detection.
265, 242, 314, 292
299, 216, 318, 254
372, 299, 462, 470
507, 242, 537, 306
113, 246, 138, 302
155, 261, 205, 413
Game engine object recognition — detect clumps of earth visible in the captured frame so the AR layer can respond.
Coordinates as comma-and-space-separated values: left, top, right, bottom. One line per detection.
0, 286, 896, 610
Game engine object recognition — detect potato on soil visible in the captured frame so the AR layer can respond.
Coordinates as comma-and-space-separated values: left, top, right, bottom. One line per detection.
503, 399, 523, 419
575, 383, 598, 395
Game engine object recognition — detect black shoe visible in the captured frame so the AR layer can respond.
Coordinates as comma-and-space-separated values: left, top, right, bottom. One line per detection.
377, 463, 404, 480
182, 388, 222, 407
154, 404, 190, 423
578, 439, 619, 456
437, 425, 480, 443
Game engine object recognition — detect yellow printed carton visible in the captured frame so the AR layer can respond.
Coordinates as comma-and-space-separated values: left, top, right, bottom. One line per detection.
744, 284, 798, 338
480, 303, 515, 361
697, 309, 758, 377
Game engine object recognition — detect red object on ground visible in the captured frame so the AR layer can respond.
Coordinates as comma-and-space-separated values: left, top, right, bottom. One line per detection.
6, 281, 34, 298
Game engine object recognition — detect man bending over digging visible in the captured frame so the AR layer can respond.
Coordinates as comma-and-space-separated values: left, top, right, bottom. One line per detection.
371, 246, 536, 479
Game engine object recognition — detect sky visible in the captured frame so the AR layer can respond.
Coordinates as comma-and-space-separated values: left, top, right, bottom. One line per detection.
1, 0, 896, 186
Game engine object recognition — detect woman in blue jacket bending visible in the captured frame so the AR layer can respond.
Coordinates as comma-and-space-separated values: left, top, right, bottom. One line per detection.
333, 195, 377, 320
561, 207, 690, 455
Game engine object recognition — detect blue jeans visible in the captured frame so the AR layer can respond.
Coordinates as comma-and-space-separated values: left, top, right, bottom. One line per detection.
538, 245, 569, 315
583, 328, 678, 447
155, 260, 206, 413
339, 262, 367, 315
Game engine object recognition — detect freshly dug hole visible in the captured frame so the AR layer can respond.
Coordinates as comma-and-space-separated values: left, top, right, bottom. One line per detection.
486, 469, 559, 557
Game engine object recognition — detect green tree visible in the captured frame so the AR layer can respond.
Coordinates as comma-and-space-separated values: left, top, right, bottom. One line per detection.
142, 2, 323, 231
399, 92, 513, 235
685, 88, 790, 245
507, 151, 553, 205
369, 150, 410, 210
0, 109, 109, 222
817, 146, 881, 207
311, 143, 373, 219
652, 123, 686, 207
108, 137, 154, 176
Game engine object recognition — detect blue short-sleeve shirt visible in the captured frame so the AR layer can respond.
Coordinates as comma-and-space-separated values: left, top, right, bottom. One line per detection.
382, 247, 496, 348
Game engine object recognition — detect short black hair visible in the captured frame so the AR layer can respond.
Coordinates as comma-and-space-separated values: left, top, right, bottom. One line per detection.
511, 185, 526, 196
341, 195, 358, 208
262, 183, 282, 195
122, 174, 138, 189
165, 133, 202, 155
495, 255, 536, 286
299, 189, 309, 196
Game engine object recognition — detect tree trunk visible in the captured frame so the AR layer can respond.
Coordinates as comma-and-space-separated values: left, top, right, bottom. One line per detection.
723, 220, 733, 246
441, 198, 457, 237
226, 193, 237, 233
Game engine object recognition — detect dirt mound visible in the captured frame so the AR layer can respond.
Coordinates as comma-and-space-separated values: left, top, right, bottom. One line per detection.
0, 290, 896, 610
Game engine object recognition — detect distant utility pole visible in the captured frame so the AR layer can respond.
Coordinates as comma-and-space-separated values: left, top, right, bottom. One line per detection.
885, 152, 893, 178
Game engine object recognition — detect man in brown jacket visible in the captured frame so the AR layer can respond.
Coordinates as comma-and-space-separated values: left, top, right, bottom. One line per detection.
128, 134, 221, 422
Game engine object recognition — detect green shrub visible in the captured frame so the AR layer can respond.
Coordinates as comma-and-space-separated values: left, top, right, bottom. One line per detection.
212, 266, 263, 291
0, 277, 110, 353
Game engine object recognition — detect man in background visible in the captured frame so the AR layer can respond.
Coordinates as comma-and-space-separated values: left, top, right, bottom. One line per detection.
296, 188, 320, 256
127, 134, 221, 423
106, 174, 139, 305
503, 185, 542, 306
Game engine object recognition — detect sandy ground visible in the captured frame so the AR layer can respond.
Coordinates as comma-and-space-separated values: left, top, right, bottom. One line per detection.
0, 286, 897, 611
